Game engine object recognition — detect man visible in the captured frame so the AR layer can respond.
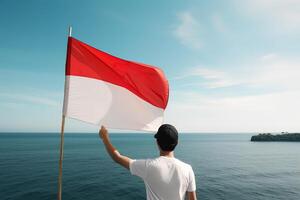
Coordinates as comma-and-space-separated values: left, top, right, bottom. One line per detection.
99, 124, 197, 200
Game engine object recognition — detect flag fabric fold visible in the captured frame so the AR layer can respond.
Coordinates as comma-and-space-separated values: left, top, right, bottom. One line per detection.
63, 37, 169, 131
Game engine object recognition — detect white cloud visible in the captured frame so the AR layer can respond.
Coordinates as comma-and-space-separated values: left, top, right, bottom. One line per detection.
248, 56, 300, 90
192, 68, 241, 88
0, 93, 58, 107
234, 0, 300, 32
173, 67, 244, 89
174, 67, 241, 89
173, 11, 202, 49
165, 90, 300, 132
166, 55, 300, 132
261, 53, 277, 61
175, 54, 300, 91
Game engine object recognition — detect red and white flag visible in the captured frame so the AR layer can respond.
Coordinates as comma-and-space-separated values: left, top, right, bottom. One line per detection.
63, 37, 169, 131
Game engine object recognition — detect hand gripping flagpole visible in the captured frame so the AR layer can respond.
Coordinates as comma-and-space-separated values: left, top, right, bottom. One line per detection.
57, 26, 72, 200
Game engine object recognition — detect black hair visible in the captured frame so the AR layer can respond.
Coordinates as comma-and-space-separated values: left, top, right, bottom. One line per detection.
157, 139, 178, 151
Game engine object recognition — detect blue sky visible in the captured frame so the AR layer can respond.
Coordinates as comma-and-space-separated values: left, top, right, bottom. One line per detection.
1, 0, 300, 133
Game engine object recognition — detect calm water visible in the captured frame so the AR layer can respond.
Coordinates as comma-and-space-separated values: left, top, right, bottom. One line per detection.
0, 133, 299, 200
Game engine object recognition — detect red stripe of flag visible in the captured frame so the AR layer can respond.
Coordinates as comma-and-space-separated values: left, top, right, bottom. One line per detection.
66, 37, 169, 109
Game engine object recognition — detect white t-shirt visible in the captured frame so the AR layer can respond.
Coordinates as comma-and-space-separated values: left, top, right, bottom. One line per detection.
130, 156, 196, 200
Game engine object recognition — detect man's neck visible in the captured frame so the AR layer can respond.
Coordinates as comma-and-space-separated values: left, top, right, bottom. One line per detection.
160, 151, 174, 158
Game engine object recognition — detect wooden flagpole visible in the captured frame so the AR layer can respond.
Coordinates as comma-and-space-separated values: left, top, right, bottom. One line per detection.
57, 26, 72, 200
57, 115, 65, 200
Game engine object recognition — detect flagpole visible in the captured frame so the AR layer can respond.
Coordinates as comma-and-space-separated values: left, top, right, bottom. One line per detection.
57, 26, 72, 200
57, 115, 65, 200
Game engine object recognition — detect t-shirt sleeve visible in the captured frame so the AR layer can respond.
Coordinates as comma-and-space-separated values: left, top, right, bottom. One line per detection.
129, 159, 148, 179
187, 166, 196, 192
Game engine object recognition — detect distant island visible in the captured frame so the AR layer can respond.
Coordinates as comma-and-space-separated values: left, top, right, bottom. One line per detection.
251, 132, 300, 142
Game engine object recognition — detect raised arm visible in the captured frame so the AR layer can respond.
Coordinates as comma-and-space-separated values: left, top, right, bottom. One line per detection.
99, 126, 133, 170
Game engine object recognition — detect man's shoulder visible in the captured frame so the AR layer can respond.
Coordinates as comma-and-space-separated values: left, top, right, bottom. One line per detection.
153, 157, 193, 171
173, 158, 193, 170
139, 157, 193, 171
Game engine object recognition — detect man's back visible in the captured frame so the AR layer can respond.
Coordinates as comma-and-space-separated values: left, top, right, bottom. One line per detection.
99, 125, 197, 200
130, 156, 196, 200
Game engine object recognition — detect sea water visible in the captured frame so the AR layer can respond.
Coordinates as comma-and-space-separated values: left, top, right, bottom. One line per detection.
0, 133, 299, 200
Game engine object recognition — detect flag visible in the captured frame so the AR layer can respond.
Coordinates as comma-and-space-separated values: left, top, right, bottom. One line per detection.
63, 37, 169, 131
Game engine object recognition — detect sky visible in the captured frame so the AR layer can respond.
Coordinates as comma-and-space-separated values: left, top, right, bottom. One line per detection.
0, 0, 300, 133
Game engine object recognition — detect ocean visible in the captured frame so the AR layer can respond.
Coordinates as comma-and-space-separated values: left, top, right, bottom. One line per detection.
0, 133, 299, 200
